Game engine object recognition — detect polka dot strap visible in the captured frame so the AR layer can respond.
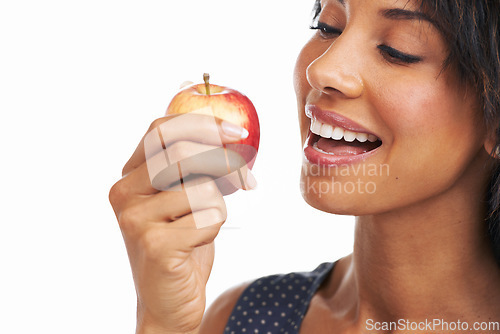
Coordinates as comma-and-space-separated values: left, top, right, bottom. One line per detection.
224, 262, 336, 334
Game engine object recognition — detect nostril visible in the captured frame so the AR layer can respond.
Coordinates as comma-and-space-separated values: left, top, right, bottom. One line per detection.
324, 86, 341, 94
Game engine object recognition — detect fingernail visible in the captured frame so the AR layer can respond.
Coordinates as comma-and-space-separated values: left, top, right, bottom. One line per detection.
221, 121, 249, 139
245, 171, 257, 190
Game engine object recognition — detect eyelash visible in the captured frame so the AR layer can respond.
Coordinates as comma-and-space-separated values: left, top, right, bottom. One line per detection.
309, 22, 422, 65
309, 22, 342, 38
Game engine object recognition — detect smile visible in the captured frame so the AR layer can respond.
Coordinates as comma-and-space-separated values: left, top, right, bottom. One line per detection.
310, 118, 379, 143
304, 105, 382, 166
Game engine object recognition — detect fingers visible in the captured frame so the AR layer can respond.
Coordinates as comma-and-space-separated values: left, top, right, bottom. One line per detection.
123, 114, 249, 176
134, 177, 225, 225
121, 140, 255, 197
150, 143, 254, 192
115, 177, 227, 251
134, 209, 224, 266
118, 185, 192, 226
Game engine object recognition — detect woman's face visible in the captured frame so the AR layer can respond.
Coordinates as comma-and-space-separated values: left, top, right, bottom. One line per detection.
294, 0, 492, 215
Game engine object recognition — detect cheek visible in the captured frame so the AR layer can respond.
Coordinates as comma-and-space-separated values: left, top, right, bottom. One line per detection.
294, 43, 312, 142
377, 77, 438, 134
376, 74, 479, 150
374, 73, 485, 198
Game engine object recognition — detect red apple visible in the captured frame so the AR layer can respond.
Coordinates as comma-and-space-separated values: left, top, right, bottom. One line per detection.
165, 74, 260, 169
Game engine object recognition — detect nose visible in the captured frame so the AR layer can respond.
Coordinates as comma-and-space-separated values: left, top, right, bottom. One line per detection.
306, 36, 364, 99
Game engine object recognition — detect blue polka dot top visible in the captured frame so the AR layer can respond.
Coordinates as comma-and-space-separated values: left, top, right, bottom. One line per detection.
224, 261, 336, 334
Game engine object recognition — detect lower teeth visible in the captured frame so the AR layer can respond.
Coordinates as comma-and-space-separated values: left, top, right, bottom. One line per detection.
312, 141, 370, 155
312, 142, 337, 155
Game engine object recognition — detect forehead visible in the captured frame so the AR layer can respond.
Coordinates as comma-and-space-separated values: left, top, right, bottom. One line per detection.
322, 0, 421, 8
318, 0, 439, 30
319, 0, 430, 17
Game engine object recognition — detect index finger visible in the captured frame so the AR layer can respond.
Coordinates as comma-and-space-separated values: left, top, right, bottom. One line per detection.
122, 113, 248, 176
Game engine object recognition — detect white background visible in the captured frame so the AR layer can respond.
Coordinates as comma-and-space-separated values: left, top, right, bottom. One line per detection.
0, 1, 354, 333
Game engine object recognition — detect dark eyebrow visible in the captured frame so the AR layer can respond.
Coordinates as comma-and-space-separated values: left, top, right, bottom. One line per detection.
380, 8, 437, 27
326, 2, 437, 29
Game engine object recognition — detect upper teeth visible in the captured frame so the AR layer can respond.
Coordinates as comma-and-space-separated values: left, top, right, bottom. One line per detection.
310, 119, 378, 143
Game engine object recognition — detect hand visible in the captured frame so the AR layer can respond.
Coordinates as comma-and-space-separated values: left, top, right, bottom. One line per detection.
109, 114, 256, 333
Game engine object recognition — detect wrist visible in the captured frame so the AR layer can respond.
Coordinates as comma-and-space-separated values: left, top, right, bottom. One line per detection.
136, 307, 200, 334
136, 325, 199, 334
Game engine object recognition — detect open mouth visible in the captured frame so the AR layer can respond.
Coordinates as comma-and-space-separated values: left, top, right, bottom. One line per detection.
309, 118, 382, 156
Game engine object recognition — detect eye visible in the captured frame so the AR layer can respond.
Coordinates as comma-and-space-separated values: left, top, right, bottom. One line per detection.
309, 21, 342, 39
377, 45, 422, 64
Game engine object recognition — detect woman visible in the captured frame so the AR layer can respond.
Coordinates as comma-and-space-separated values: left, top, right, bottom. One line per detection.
109, 0, 500, 333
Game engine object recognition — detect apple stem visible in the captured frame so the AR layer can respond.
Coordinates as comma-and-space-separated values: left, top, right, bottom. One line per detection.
203, 73, 210, 95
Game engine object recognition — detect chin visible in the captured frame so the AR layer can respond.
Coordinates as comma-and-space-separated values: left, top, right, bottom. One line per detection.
299, 172, 373, 216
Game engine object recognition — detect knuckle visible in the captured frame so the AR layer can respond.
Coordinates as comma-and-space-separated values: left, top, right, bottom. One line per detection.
168, 141, 189, 162
118, 205, 143, 235
108, 179, 130, 208
205, 207, 226, 225
148, 115, 178, 133
148, 117, 167, 132
197, 179, 221, 198
219, 202, 228, 222
139, 229, 165, 261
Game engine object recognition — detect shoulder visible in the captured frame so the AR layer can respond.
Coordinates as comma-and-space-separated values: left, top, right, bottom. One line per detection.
199, 262, 336, 334
199, 280, 252, 334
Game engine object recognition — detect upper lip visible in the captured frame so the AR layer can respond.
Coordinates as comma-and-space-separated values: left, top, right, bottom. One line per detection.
305, 104, 380, 139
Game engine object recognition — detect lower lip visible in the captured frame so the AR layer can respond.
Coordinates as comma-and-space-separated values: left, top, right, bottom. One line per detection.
303, 133, 381, 166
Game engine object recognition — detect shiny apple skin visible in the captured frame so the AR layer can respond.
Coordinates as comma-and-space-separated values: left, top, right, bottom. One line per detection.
166, 83, 260, 167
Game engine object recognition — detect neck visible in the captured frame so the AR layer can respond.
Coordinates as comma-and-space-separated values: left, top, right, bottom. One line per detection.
315, 152, 500, 330
349, 173, 500, 322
